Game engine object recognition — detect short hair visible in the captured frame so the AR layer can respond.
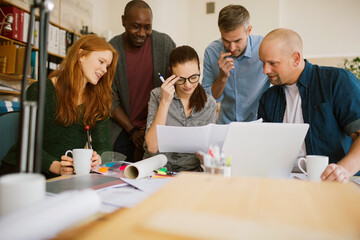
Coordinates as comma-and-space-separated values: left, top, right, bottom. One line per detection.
124, 0, 152, 18
218, 5, 250, 32
169, 46, 207, 112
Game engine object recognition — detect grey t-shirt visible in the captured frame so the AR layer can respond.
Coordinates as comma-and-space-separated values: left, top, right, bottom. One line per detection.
144, 87, 217, 172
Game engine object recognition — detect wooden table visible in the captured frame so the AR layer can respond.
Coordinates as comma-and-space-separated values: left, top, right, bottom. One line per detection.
55, 172, 360, 240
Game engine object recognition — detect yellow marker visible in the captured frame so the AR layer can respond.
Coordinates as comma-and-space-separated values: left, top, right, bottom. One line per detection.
225, 156, 231, 166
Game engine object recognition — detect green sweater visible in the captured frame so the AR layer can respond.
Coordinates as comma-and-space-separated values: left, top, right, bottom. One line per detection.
2, 79, 111, 178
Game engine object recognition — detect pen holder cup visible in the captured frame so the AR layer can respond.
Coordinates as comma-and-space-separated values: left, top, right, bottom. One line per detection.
203, 165, 231, 177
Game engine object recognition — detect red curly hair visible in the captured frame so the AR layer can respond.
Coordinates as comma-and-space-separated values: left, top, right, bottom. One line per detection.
49, 34, 118, 128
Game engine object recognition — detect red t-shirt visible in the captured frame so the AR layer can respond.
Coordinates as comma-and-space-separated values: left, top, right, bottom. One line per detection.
126, 37, 154, 128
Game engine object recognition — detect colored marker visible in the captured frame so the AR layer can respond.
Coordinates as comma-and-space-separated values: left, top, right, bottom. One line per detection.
226, 156, 232, 166
158, 72, 165, 83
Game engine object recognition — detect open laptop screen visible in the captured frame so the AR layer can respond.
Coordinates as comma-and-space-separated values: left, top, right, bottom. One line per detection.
222, 122, 309, 179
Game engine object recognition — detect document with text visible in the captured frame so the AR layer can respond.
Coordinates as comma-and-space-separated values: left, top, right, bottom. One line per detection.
156, 119, 263, 153
157, 124, 229, 153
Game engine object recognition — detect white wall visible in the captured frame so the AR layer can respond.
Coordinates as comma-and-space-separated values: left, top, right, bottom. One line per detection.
92, 0, 360, 60
279, 0, 360, 58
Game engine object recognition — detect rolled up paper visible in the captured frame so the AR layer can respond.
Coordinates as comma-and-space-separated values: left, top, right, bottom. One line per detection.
0, 189, 101, 240
124, 154, 167, 179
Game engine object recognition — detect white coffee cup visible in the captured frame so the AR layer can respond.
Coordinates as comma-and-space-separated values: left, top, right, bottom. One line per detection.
297, 155, 329, 182
65, 149, 93, 175
0, 173, 45, 216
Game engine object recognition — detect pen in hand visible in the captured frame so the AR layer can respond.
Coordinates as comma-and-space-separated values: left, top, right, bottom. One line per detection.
158, 72, 165, 83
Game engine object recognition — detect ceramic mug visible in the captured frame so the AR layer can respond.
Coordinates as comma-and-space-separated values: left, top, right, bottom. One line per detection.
297, 155, 329, 182
65, 149, 93, 175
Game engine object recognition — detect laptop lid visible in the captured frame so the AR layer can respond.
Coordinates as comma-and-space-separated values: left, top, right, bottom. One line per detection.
222, 122, 309, 179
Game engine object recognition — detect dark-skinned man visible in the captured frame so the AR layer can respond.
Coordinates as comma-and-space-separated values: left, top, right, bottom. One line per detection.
109, 0, 175, 162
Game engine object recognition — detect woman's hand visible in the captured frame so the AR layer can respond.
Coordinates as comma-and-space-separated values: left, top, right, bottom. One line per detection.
49, 156, 74, 175
91, 151, 102, 169
60, 155, 75, 175
160, 75, 179, 104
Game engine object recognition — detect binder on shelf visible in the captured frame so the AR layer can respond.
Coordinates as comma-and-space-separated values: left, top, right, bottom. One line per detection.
15, 46, 31, 76
47, 54, 59, 76
0, 43, 17, 73
59, 29, 66, 57
22, 12, 31, 43
0, 56, 6, 73
30, 51, 38, 80
33, 21, 40, 48
0, 6, 23, 41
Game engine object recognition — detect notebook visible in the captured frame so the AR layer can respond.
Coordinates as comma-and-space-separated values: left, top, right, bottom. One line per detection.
222, 122, 309, 179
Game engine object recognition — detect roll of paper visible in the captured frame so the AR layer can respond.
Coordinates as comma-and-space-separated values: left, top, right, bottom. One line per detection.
124, 154, 167, 179
0, 189, 101, 240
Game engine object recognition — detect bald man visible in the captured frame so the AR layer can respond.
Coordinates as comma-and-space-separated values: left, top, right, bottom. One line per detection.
258, 28, 360, 183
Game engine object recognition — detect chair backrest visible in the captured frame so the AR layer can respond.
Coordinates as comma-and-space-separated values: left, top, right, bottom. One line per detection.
0, 111, 20, 163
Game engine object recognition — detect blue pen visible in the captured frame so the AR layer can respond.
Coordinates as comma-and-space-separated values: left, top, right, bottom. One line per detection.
158, 72, 165, 83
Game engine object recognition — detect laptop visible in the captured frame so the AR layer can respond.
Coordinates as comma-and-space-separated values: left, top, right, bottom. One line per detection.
222, 122, 309, 179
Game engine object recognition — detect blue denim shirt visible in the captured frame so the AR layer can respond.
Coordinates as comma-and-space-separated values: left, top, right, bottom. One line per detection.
202, 36, 270, 124
258, 60, 360, 164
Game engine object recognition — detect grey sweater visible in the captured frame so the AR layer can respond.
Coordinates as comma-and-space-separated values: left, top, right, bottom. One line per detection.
109, 30, 176, 146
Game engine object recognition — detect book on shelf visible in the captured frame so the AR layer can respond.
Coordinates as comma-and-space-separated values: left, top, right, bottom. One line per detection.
33, 20, 40, 48
0, 77, 21, 93
59, 29, 66, 57
15, 46, 31, 75
0, 42, 17, 73
30, 51, 38, 80
0, 56, 6, 73
22, 12, 31, 43
0, 82, 21, 93
0, 6, 24, 42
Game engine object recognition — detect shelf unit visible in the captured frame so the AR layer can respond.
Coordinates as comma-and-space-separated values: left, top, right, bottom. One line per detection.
0, 0, 81, 100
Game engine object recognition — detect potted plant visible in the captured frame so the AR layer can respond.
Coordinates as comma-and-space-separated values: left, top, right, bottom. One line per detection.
341, 57, 360, 80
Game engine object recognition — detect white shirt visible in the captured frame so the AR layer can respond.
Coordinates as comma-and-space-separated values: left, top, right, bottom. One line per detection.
284, 84, 307, 171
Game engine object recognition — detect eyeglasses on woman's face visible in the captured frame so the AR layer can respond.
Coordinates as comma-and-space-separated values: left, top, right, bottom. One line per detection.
175, 73, 200, 85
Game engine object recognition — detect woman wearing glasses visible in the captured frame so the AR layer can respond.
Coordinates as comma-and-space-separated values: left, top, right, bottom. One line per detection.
144, 45, 217, 172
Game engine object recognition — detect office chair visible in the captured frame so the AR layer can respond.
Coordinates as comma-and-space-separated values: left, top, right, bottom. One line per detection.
0, 111, 20, 164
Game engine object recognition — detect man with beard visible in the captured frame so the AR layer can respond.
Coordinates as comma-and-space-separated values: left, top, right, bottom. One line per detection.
258, 28, 360, 183
202, 4, 269, 124
109, 0, 175, 162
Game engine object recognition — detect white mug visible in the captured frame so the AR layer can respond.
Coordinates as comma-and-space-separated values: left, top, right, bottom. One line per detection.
65, 149, 93, 175
298, 155, 329, 182
0, 173, 45, 216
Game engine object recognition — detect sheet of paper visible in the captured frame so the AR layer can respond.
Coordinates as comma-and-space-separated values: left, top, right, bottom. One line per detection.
121, 177, 173, 193
157, 124, 229, 153
97, 185, 150, 209
98, 177, 173, 209
157, 119, 263, 153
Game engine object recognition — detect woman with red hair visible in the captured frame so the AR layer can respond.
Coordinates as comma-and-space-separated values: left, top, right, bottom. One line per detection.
1, 35, 118, 178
